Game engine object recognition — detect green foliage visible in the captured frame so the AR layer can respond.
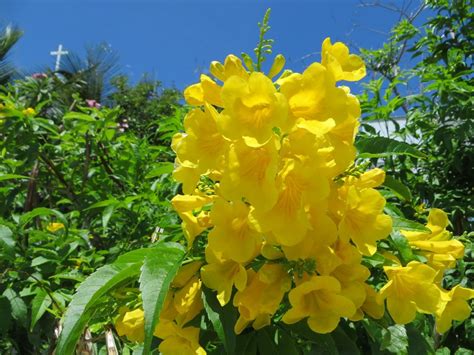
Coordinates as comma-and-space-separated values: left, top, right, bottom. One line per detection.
0, 25, 23, 85
359, 0, 474, 236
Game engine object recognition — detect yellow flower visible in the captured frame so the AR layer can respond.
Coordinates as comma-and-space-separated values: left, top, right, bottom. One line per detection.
233, 264, 291, 334
331, 263, 370, 314
200, 257, 247, 306
321, 37, 366, 82
22, 107, 36, 116
115, 307, 145, 342
210, 54, 249, 82
219, 71, 288, 147
207, 199, 262, 263
154, 320, 206, 355
401, 209, 464, 272
379, 261, 442, 324
173, 275, 203, 326
46, 222, 65, 232
435, 285, 474, 333
282, 275, 356, 333
184, 74, 223, 107
360, 284, 385, 320
219, 138, 279, 211
335, 183, 392, 256
249, 159, 329, 247
171, 194, 214, 248
172, 105, 228, 172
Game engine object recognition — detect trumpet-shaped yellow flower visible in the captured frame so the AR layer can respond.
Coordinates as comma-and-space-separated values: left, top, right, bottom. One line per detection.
219, 138, 279, 211
321, 37, 366, 82
184, 74, 223, 107
115, 307, 145, 343
249, 159, 329, 246
360, 284, 385, 320
200, 258, 247, 306
282, 276, 356, 333
401, 209, 464, 272
331, 263, 370, 314
172, 106, 228, 172
207, 199, 262, 263
154, 320, 206, 355
219, 72, 288, 147
379, 261, 442, 324
233, 264, 291, 334
210, 54, 249, 82
335, 185, 392, 256
173, 276, 203, 326
22, 107, 36, 116
46, 222, 65, 232
435, 285, 474, 333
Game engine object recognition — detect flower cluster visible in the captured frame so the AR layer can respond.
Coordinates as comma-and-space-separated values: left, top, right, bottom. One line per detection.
115, 38, 473, 353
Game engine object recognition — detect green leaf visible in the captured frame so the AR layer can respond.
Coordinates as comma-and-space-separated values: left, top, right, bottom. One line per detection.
202, 286, 238, 355
381, 325, 408, 354
356, 137, 425, 159
102, 204, 116, 231
0, 296, 12, 333
0, 173, 29, 181
145, 162, 174, 179
383, 175, 412, 201
390, 232, 416, 265
406, 324, 434, 354
391, 216, 430, 232
331, 326, 360, 355
256, 327, 279, 355
63, 112, 96, 122
3, 289, 27, 328
274, 328, 299, 355
0, 225, 15, 256
139, 243, 185, 355
289, 321, 338, 355
56, 248, 150, 354
20, 207, 68, 229
30, 289, 52, 331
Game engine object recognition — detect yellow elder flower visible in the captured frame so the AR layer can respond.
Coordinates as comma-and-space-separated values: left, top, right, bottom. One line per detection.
249, 158, 329, 247
210, 54, 249, 82
233, 264, 291, 334
219, 71, 288, 147
200, 257, 247, 306
379, 261, 442, 324
22, 107, 36, 116
154, 320, 206, 355
184, 74, 223, 107
401, 209, 464, 271
172, 106, 228, 172
173, 275, 203, 326
219, 138, 279, 211
436, 285, 474, 334
115, 307, 145, 342
331, 262, 370, 314
282, 275, 356, 334
360, 284, 385, 320
321, 37, 366, 82
208, 199, 263, 263
336, 185, 392, 256
46, 222, 65, 232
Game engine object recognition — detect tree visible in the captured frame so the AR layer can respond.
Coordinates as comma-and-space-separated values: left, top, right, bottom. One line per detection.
0, 25, 23, 85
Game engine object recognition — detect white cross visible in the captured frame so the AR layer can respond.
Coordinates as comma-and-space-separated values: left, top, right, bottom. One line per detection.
50, 44, 69, 71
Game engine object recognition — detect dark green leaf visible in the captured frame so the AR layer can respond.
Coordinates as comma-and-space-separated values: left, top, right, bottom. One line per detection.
30, 289, 52, 331
383, 175, 412, 201
331, 326, 360, 355
391, 216, 430, 232
3, 289, 27, 328
356, 137, 425, 159
0, 296, 12, 333
0, 224, 15, 256
202, 286, 238, 355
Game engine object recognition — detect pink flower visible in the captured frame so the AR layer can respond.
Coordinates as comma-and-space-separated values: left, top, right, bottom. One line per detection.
32, 73, 47, 79
86, 99, 101, 108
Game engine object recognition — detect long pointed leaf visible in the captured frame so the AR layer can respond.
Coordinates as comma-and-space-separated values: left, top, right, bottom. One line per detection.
56, 248, 150, 354
139, 242, 185, 355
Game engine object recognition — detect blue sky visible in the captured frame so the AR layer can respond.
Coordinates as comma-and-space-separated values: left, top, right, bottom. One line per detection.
2, 0, 428, 90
